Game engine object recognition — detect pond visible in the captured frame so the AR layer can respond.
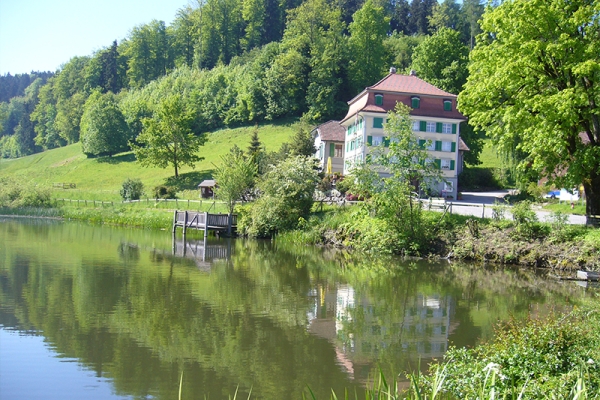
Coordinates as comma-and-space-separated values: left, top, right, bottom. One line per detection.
0, 218, 593, 399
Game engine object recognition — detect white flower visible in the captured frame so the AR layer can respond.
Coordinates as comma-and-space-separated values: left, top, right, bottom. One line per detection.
587, 359, 594, 365
483, 362, 501, 372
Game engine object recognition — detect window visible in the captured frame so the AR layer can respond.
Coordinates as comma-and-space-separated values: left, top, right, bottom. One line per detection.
426, 122, 436, 132
319, 144, 324, 159
444, 100, 452, 111
444, 181, 454, 192
442, 123, 453, 134
440, 159, 455, 170
442, 141, 452, 152
335, 144, 343, 158
373, 117, 384, 128
375, 94, 383, 106
411, 96, 420, 109
372, 136, 383, 146
427, 141, 436, 151
412, 121, 420, 131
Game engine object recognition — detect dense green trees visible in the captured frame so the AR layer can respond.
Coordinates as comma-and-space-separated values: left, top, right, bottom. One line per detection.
459, 0, 600, 219
80, 91, 131, 157
348, 0, 389, 93
1, 0, 486, 171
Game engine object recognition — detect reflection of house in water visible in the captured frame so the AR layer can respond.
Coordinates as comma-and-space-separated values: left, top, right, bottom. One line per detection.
171, 237, 233, 270
306, 285, 453, 383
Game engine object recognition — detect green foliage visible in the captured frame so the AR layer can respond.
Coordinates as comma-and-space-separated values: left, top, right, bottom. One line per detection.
427, 307, 600, 399
120, 178, 144, 201
0, 177, 53, 208
350, 103, 441, 255
152, 185, 177, 199
243, 156, 319, 237
213, 145, 257, 215
348, 0, 389, 93
132, 94, 206, 178
287, 126, 317, 157
410, 27, 469, 95
80, 91, 131, 157
458, 0, 600, 216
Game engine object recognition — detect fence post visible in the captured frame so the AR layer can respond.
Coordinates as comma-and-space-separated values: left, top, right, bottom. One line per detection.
172, 210, 178, 234
183, 211, 188, 236
482, 204, 485, 219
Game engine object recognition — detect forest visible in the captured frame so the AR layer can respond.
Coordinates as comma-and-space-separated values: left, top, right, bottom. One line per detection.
0, 0, 485, 161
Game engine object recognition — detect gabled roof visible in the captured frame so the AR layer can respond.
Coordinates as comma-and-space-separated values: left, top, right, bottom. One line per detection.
368, 73, 456, 97
312, 120, 345, 142
342, 73, 466, 123
458, 138, 470, 151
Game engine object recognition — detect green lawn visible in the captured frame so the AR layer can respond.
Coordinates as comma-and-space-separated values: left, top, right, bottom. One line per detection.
0, 120, 298, 201
478, 138, 505, 169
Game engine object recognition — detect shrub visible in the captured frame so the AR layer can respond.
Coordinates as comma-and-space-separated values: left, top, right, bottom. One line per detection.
120, 178, 144, 201
0, 178, 53, 208
153, 185, 177, 199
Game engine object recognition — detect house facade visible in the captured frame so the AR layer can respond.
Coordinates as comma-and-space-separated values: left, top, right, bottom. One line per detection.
312, 120, 346, 174
340, 70, 467, 199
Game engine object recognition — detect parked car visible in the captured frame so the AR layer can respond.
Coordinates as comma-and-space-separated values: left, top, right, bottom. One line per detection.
544, 190, 561, 199
544, 188, 579, 201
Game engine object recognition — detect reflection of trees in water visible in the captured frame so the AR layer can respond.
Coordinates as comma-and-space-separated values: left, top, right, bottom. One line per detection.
0, 220, 589, 399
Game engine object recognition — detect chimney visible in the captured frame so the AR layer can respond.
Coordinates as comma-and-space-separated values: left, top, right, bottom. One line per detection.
410, 70, 417, 76
389, 67, 397, 74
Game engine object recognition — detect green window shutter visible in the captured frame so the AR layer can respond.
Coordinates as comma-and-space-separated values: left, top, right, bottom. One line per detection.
367, 136, 373, 145
420, 121, 426, 132
375, 95, 383, 106
435, 141, 442, 151
412, 97, 420, 109
384, 137, 390, 147
450, 160, 455, 170
444, 100, 452, 111
451, 142, 456, 152
329, 143, 335, 157
374, 117, 383, 128
452, 124, 457, 134
418, 139, 425, 148
436, 122, 443, 133
434, 159, 441, 169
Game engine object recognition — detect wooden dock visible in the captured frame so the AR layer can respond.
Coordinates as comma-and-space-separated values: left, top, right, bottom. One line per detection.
173, 211, 237, 236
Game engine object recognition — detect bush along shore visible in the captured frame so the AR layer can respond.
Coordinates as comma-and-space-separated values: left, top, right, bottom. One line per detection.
274, 201, 600, 272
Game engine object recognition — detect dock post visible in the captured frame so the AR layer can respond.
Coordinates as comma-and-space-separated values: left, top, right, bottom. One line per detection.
183, 211, 188, 237
172, 210, 178, 234
204, 212, 209, 239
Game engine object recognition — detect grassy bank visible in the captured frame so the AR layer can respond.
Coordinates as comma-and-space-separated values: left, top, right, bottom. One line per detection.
277, 203, 600, 271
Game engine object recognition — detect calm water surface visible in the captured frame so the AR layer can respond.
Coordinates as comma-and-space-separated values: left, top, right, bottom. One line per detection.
0, 218, 592, 399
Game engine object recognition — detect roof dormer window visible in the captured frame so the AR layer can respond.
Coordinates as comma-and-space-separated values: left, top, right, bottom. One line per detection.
411, 96, 420, 109
375, 94, 383, 106
444, 100, 452, 111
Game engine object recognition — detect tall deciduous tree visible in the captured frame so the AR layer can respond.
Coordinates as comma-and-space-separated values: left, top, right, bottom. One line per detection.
411, 27, 469, 95
458, 0, 600, 220
348, 0, 389, 94
132, 95, 206, 178
213, 145, 257, 215
80, 91, 131, 157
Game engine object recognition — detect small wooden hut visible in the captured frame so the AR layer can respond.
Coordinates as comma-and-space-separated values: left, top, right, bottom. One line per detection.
198, 179, 216, 198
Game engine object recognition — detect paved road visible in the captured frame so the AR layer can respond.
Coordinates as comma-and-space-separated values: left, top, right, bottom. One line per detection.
433, 190, 587, 225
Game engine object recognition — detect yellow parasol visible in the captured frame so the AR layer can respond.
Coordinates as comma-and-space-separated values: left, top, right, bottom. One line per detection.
326, 156, 332, 175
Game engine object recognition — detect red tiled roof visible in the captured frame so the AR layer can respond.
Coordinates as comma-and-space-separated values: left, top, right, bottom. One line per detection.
342, 73, 466, 123
313, 120, 345, 142
369, 73, 456, 97
458, 137, 470, 151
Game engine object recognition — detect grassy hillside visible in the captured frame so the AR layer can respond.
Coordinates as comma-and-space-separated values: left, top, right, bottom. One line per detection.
0, 120, 299, 201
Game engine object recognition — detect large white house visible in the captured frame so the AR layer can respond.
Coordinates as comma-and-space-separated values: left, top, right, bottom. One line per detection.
340, 70, 467, 199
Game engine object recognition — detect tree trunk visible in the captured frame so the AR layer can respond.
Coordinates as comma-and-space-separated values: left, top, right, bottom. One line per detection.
584, 172, 600, 225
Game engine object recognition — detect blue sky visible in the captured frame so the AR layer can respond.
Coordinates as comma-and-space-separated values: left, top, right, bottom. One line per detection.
0, 0, 189, 75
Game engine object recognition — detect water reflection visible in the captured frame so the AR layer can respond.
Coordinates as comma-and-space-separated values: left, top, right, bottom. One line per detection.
0, 218, 594, 400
